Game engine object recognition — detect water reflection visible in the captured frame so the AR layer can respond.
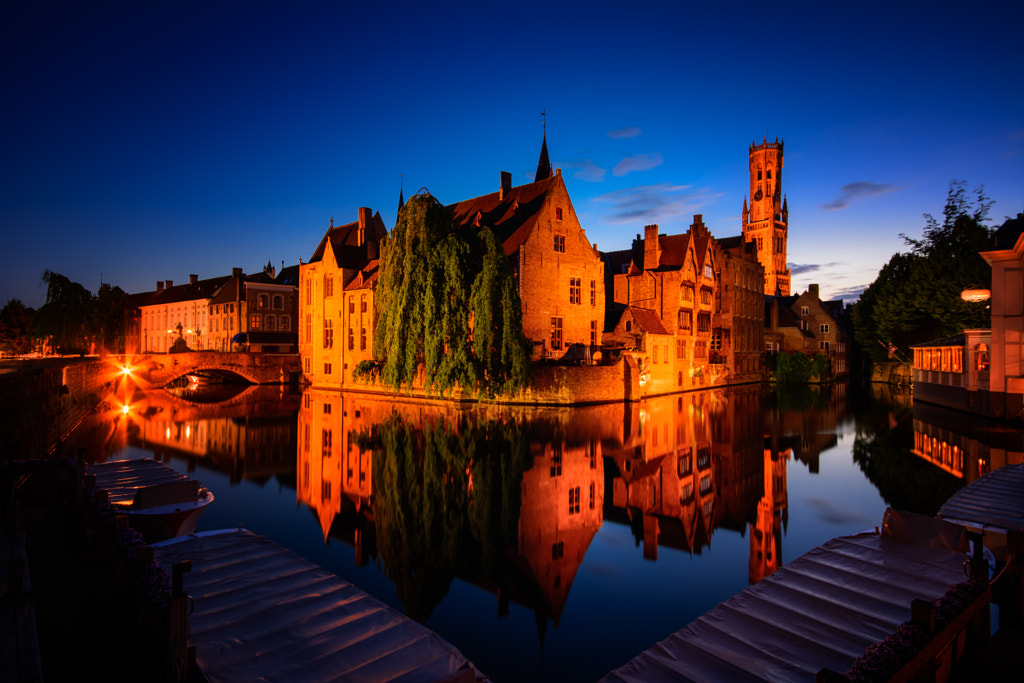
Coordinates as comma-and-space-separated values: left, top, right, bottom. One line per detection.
68, 379, 1024, 681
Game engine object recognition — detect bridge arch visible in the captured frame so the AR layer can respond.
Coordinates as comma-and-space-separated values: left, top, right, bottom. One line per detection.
125, 351, 301, 389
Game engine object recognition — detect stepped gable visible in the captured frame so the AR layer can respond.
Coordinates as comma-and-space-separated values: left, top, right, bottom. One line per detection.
447, 174, 561, 255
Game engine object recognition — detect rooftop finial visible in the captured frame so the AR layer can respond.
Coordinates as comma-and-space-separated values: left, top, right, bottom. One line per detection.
535, 112, 553, 181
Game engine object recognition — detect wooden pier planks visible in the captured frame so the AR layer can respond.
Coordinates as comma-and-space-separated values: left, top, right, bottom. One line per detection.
152, 529, 485, 683
601, 530, 970, 683
939, 463, 1024, 534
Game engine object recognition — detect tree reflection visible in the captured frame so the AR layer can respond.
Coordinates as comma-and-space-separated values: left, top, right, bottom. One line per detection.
364, 415, 531, 621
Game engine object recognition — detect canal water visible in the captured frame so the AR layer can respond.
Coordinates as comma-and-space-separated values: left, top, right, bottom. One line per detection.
64, 379, 1023, 682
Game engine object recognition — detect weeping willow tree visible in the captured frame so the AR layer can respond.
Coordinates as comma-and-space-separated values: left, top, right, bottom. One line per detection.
471, 228, 531, 396
372, 191, 530, 396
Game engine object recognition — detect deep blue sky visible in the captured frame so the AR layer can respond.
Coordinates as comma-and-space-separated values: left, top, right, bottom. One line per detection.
3, 0, 1022, 309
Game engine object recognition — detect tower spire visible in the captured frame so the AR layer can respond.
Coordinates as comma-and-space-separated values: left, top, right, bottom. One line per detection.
535, 111, 552, 181
397, 175, 404, 223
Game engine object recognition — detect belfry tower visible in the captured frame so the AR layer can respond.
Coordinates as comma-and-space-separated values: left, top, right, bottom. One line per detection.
742, 137, 791, 296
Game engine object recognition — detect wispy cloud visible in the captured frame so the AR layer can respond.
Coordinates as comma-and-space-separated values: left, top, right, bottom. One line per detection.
612, 152, 663, 177
592, 183, 720, 224
830, 284, 868, 302
558, 159, 607, 182
789, 261, 843, 276
822, 182, 897, 210
608, 126, 642, 139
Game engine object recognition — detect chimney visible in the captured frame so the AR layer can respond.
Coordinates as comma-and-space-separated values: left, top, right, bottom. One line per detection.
500, 171, 512, 200
156, 281, 164, 292
164, 280, 173, 289
809, 283, 819, 300
232, 267, 243, 278
190, 273, 198, 285
357, 207, 371, 246
644, 224, 661, 269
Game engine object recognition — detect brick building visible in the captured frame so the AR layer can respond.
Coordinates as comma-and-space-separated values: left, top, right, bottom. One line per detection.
447, 138, 605, 360
208, 264, 299, 352
605, 215, 764, 394
765, 283, 850, 376
299, 208, 387, 388
742, 138, 791, 296
138, 274, 229, 353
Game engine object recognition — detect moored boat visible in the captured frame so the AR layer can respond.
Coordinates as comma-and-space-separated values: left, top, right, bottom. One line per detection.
88, 458, 214, 542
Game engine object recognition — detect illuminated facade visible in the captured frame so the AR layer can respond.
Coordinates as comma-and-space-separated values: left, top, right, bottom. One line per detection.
299, 208, 387, 388
447, 158, 605, 360
208, 265, 299, 352
742, 137, 791, 296
139, 274, 229, 353
606, 215, 765, 394
912, 214, 1024, 418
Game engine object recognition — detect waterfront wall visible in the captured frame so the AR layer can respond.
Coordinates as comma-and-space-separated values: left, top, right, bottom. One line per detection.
0, 360, 117, 460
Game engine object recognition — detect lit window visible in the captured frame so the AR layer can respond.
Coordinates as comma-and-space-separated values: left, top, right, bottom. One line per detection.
258, 294, 268, 309
251, 315, 261, 329
550, 317, 563, 349
281, 316, 290, 331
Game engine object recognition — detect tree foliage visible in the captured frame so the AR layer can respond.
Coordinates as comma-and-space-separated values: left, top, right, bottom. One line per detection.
91, 283, 130, 354
0, 299, 36, 356
852, 182, 993, 362
35, 270, 92, 353
373, 191, 531, 396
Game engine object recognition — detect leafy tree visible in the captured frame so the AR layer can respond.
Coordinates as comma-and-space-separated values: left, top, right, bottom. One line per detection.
0, 299, 36, 356
373, 191, 530, 396
90, 283, 130, 354
35, 270, 92, 354
853, 182, 993, 362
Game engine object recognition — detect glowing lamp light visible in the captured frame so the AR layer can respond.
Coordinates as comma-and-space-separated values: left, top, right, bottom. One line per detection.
121, 365, 132, 376
961, 289, 991, 303
122, 405, 130, 415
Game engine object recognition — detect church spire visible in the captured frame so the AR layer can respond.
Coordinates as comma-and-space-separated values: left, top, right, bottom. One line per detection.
397, 175, 404, 224
535, 111, 553, 181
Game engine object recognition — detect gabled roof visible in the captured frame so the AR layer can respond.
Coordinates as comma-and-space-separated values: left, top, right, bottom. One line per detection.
307, 211, 386, 268
654, 233, 691, 270
602, 248, 635, 276
627, 306, 671, 336
448, 174, 564, 256
276, 264, 300, 287
343, 260, 379, 291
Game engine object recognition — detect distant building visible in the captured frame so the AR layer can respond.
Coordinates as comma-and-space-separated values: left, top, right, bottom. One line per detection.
138, 274, 230, 353
765, 284, 850, 377
208, 263, 300, 353
742, 138, 791, 296
299, 208, 386, 388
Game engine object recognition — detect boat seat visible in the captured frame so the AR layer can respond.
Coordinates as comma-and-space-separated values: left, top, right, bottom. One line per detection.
132, 480, 200, 508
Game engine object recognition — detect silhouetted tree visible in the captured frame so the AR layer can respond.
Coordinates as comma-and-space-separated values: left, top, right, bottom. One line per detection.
90, 283, 130, 354
0, 299, 36, 356
853, 182, 993, 361
35, 270, 92, 354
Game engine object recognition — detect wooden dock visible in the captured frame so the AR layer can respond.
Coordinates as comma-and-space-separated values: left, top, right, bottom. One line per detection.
151, 528, 486, 683
601, 509, 986, 682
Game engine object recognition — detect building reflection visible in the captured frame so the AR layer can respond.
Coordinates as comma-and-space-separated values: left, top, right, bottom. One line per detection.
124, 385, 299, 481
911, 401, 1024, 482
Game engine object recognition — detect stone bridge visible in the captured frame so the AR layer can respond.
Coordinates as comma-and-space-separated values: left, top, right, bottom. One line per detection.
124, 352, 302, 389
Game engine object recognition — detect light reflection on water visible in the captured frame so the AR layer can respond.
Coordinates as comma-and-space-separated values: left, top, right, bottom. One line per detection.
68, 381, 1023, 682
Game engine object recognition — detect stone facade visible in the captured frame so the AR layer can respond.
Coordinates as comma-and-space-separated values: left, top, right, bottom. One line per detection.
742, 138, 791, 296
299, 208, 386, 389
139, 274, 229, 353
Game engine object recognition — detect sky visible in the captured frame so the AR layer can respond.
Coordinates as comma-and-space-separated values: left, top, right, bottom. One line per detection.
3, 0, 1022, 310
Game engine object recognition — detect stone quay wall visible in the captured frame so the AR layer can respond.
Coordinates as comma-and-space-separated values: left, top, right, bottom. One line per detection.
0, 360, 118, 460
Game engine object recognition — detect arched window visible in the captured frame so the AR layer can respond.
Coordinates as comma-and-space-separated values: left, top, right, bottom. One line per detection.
767, 168, 772, 179
251, 315, 261, 329
280, 316, 290, 331
272, 295, 283, 310
258, 294, 268, 309
265, 315, 276, 331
